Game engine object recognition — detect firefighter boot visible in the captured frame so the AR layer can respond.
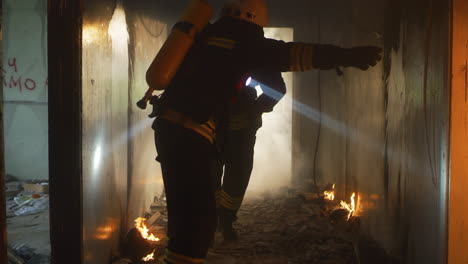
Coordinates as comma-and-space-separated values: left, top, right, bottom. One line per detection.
219, 208, 238, 242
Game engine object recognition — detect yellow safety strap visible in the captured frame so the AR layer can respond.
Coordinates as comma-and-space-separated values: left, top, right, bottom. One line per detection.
159, 109, 216, 144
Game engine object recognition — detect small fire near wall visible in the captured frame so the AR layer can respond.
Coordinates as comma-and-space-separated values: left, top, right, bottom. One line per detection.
123, 217, 163, 263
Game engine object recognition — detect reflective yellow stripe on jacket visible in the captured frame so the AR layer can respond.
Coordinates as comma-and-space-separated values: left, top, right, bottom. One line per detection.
289, 42, 315, 72
205, 37, 237, 50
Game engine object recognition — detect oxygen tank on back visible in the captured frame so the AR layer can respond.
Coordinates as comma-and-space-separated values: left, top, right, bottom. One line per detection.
137, 0, 213, 110
146, 0, 213, 91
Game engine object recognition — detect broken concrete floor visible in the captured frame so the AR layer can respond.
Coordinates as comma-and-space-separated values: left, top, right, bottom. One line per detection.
122, 190, 401, 264
6, 210, 51, 264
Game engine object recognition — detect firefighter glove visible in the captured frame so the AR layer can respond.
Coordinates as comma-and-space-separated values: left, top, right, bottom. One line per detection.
343, 46, 382, 70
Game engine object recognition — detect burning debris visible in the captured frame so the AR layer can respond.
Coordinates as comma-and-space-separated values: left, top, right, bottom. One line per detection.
209, 186, 399, 264
134, 217, 160, 242
141, 250, 156, 262
115, 187, 399, 264
133, 217, 160, 262
123, 225, 162, 263
323, 184, 335, 201
321, 183, 358, 223
339, 192, 357, 221
119, 196, 168, 264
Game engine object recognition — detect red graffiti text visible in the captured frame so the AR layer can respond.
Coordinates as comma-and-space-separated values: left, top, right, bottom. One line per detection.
1, 57, 48, 93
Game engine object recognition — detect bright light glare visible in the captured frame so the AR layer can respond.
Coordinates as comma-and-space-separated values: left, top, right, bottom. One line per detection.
93, 145, 102, 172
245, 77, 252, 86
248, 77, 422, 177
108, 6, 129, 41
83, 26, 100, 44
248, 77, 380, 154
254, 85, 263, 97
90, 118, 152, 175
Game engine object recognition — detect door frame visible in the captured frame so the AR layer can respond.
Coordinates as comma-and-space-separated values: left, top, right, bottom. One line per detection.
48, 1, 84, 263
1, 6, 7, 263
448, 0, 468, 263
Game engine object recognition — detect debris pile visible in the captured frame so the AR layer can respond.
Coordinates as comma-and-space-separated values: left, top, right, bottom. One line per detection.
120, 194, 169, 264
5, 174, 51, 264
5, 176, 50, 217
116, 187, 401, 264
7, 245, 50, 264
211, 187, 401, 264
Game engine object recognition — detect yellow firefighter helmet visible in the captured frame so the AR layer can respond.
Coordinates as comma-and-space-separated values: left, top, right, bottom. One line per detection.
222, 0, 268, 27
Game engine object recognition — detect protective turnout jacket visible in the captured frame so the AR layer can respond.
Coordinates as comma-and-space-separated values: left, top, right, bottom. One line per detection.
224, 69, 286, 131
158, 17, 291, 125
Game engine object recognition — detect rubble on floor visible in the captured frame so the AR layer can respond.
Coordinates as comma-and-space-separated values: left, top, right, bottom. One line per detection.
5, 176, 50, 217
211, 189, 400, 264
117, 188, 401, 264
4, 175, 51, 264
7, 245, 50, 264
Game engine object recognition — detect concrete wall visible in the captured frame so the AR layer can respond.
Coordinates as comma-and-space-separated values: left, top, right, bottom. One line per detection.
2, 0, 48, 181
124, 1, 166, 230
288, 0, 449, 263
82, 1, 129, 263
82, 2, 167, 263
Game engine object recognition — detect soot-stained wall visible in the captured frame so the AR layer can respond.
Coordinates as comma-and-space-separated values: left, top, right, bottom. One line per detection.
124, 0, 167, 231
82, 1, 167, 263
287, 0, 449, 263
82, 1, 129, 263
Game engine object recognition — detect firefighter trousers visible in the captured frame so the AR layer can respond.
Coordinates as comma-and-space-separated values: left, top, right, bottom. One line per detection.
215, 128, 257, 219
154, 118, 218, 263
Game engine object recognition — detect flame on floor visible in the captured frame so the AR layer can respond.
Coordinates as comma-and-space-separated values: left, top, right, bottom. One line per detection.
323, 184, 359, 221
142, 250, 155, 262
324, 184, 335, 201
339, 192, 357, 220
134, 217, 160, 242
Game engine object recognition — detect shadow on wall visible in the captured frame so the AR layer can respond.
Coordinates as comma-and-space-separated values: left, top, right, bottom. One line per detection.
292, 0, 448, 263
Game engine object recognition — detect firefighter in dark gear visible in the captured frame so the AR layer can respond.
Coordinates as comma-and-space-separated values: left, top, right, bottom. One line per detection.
145, 0, 382, 262
215, 69, 286, 242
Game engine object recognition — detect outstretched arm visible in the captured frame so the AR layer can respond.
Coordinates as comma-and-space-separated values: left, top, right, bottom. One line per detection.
306, 44, 382, 71
257, 38, 382, 72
